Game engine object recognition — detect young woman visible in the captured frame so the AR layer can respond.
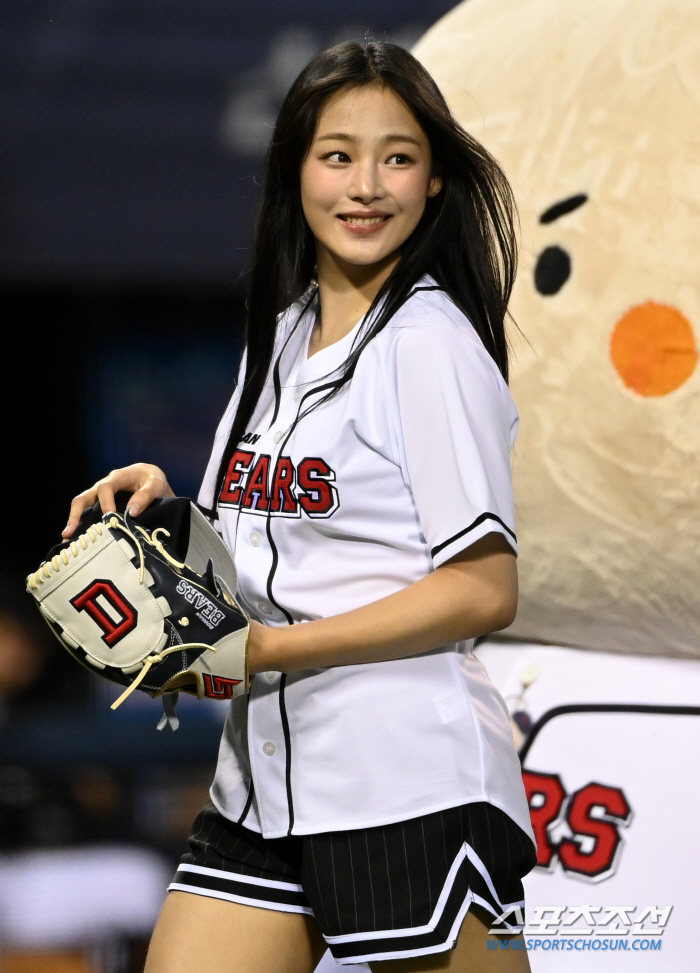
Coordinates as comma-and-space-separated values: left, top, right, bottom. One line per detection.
65, 41, 535, 973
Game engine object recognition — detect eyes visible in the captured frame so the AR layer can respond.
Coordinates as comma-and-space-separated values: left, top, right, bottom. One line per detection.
534, 194, 588, 296
320, 150, 414, 166
534, 246, 571, 295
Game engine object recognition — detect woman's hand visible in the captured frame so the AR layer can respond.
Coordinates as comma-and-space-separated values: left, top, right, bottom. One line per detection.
62, 463, 176, 539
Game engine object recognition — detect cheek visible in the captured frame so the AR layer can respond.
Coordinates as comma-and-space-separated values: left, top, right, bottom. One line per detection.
300, 163, 342, 216
389, 169, 430, 218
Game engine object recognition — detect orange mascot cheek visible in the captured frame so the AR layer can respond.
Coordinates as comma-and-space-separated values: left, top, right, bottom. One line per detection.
610, 302, 697, 397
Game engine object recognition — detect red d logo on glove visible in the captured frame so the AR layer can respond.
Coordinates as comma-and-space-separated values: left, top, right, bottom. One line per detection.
70, 579, 138, 646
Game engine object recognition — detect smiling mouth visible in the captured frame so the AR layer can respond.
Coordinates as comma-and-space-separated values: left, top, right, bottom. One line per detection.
338, 215, 391, 225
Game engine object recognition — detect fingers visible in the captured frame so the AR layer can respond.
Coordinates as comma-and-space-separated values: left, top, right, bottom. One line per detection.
126, 469, 175, 517
63, 487, 99, 538
96, 480, 118, 516
62, 464, 173, 538
62, 480, 116, 539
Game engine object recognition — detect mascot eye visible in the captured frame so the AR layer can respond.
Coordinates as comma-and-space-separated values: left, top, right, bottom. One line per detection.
534, 245, 571, 295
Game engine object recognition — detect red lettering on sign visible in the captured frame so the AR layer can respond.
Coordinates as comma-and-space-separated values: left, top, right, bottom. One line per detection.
558, 782, 632, 880
522, 770, 567, 868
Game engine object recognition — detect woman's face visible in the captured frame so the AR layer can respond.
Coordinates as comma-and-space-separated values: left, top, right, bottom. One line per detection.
300, 83, 441, 271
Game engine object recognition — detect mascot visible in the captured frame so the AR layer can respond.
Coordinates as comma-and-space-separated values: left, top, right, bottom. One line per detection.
413, 2, 700, 969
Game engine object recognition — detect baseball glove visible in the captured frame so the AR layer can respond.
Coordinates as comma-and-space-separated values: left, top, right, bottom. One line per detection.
26, 496, 249, 730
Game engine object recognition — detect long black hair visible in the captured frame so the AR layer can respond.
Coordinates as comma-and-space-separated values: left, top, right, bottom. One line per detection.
215, 40, 517, 501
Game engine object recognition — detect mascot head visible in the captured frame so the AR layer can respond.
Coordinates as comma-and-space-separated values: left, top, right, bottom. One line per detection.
415, 0, 700, 657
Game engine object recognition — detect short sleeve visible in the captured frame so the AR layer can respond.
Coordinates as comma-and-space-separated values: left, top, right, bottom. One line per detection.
198, 349, 247, 512
386, 316, 518, 567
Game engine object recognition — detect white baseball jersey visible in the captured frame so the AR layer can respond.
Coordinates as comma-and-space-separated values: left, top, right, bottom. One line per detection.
198, 278, 535, 845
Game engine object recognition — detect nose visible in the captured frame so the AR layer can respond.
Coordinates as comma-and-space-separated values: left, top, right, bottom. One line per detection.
610, 301, 697, 396
348, 159, 385, 206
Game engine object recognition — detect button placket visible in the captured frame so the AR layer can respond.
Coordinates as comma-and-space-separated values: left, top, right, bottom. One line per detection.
247, 675, 288, 835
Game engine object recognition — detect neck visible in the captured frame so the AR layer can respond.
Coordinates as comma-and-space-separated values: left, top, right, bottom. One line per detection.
309, 246, 399, 357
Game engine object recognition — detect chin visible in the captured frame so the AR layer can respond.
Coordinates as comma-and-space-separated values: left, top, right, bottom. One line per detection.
341, 252, 394, 268
330, 241, 401, 269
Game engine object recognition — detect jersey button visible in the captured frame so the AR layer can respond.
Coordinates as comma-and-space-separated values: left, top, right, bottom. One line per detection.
262, 742, 276, 756
294, 387, 302, 403
257, 600, 273, 615
265, 671, 277, 683
273, 430, 283, 444
250, 531, 262, 547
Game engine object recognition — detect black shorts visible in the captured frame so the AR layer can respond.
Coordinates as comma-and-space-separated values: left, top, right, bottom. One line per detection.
170, 801, 535, 965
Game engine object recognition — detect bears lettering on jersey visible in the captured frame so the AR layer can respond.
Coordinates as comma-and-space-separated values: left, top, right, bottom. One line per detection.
241, 454, 271, 512
220, 450, 339, 519
219, 449, 254, 506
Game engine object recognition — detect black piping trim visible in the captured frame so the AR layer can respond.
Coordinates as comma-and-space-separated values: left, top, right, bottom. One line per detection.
295, 379, 344, 417
269, 289, 318, 430
270, 359, 283, 429
261, 379, 346, 839
171, 868, 309, 908
278, 674, 295, 836
195, 501, 216, 520
264, 514, 294, 626
260, 378, 341, 626
236, 780, 255, 826
520, 703, 700, 764
431, 513, 516, 558
405, 284, 442, 296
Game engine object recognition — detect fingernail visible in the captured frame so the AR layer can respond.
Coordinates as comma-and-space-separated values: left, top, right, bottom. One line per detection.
127, 504, 139, 516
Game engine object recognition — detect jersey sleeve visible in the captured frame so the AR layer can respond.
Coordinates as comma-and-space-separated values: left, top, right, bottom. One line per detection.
197, 349, 247, 513
386, 316, 519, 567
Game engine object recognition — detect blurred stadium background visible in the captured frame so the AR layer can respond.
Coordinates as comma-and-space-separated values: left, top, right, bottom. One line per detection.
0, 2, 454, 969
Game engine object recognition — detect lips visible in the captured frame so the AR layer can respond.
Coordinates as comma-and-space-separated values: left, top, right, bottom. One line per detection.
340, 215, 390, 225
337, 213, 392, 235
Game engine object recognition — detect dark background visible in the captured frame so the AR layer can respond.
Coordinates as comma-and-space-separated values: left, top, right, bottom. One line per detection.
0, 3, 455, 967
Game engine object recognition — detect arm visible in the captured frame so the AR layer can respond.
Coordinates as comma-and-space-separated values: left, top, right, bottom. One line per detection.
248, 531, 517, 674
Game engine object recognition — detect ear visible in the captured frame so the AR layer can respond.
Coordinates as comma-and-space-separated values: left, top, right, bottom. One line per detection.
427, 175, 443, 198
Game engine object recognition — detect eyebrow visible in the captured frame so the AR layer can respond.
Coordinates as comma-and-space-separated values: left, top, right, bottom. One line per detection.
539, 193, 589, 224
315, 132, 422, 146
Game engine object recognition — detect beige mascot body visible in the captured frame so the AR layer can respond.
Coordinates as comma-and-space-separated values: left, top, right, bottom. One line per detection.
408, 6, 700, 967
415, 0, 700, 659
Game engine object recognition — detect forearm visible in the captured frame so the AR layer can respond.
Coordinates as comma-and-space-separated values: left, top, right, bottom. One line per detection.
249, 533, 517, 674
